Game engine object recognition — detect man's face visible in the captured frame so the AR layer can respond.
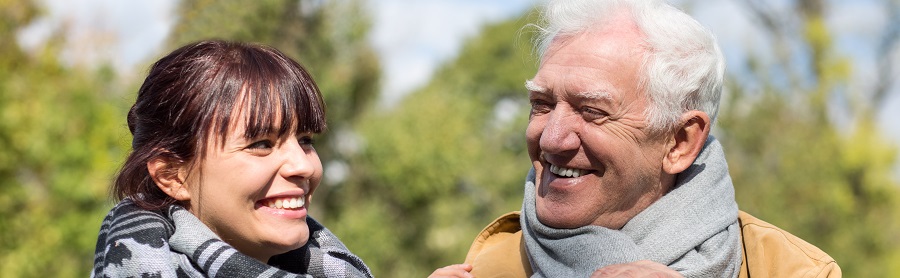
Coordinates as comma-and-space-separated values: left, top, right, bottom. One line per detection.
526, 21, 672, 229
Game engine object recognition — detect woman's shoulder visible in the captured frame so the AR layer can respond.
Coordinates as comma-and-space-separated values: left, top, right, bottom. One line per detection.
93, 199, 192, 278
96, 199, 175, 251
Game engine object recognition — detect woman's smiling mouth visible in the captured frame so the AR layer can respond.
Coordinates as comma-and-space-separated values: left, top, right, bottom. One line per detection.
261, 196, 305, 210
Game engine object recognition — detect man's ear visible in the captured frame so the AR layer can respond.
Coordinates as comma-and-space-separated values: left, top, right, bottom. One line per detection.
662, 111, 711, 175
147, 156, 191, 201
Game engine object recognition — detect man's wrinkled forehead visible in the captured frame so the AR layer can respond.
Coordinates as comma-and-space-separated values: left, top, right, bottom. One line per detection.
525, 80, 613, 101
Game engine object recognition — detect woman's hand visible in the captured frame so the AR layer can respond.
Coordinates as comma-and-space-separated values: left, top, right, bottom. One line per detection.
428, 264, 473, 278
591, 260, 684, 278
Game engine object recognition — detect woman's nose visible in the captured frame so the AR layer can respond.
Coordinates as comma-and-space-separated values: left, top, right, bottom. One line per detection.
280, 141, 318, 179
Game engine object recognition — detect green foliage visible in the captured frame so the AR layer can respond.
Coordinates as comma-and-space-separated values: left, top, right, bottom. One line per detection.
717, 7, 900, 277
0, 50, 127, 277
0, 2, 129, 276
0, 0, 37, 70
719, 89, 900, 277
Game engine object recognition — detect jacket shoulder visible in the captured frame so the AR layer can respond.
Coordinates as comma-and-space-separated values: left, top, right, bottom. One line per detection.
464, 211, 531, 278
738, 211, 841, 278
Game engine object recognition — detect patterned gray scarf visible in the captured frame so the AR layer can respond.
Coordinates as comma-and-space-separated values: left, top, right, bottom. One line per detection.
92, 199, 373, 278
522, 136, 742, 277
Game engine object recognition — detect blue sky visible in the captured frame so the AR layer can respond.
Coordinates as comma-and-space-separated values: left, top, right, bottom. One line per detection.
18, 0, 900, 154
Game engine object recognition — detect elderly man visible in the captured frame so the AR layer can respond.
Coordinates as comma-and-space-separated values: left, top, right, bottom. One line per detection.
430, 0, 840, 277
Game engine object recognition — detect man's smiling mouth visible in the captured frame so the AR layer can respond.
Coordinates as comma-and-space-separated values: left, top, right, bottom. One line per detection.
548, 164, 589, 178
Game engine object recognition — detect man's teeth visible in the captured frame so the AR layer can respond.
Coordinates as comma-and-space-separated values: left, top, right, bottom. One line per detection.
549, 164, 588, 178
266, 197, 305, 209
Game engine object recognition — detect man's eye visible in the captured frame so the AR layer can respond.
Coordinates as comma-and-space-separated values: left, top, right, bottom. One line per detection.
247, 140, 274, 149
530, 100, 552, 114
582, 107, 609, 121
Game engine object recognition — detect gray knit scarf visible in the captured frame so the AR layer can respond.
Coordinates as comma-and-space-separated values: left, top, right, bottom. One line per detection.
522, 136, 741, 277
92, 199, 373, 278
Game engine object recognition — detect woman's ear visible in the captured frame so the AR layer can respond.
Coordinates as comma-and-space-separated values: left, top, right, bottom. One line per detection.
662, 111, 711, 175
147, 157, 191, 201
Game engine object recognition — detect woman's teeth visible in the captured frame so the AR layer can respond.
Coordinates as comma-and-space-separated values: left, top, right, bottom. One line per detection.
549, 164, 588, 178
265, 196, 305, 209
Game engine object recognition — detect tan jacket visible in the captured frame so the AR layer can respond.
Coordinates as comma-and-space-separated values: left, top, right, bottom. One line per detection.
464, 211, 840, 278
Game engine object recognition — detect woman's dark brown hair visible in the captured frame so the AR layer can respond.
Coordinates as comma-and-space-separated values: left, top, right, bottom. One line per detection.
114, 40, 327, 210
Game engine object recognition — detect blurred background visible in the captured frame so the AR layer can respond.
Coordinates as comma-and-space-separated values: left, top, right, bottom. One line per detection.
1, 0, 898, 276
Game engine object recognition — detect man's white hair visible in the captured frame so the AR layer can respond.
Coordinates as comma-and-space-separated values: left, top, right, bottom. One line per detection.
534, 0, 725, 133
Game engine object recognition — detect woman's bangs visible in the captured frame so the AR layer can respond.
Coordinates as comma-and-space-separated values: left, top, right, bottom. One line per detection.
238, 58, 327, 141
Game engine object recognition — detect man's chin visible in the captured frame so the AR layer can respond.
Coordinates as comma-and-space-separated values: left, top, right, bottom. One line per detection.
535, 203, 591, 229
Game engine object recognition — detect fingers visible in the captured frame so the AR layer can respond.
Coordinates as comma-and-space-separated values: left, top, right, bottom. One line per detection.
428, 264, 474, 278
591, 260, 684, 278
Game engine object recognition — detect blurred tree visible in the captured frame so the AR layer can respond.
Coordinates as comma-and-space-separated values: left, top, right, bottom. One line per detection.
0, 0, 129, 276
330, 12, 539, 276
716, 0, 900, 276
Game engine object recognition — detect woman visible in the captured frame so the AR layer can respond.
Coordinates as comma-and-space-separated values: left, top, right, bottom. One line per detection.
92, 40, 372, 277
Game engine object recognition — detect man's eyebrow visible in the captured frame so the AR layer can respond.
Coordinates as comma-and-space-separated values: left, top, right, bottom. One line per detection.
575, 91, 613, 101
525, 80, 547, 93
526, 79, 612, 101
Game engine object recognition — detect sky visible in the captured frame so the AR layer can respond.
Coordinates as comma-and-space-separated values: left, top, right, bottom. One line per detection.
18, 0, 540, 105
17, 0, 900, 149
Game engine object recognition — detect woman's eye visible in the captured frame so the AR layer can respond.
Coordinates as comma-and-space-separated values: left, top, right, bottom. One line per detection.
247, 140, 274, 150
298, 135, 315, 146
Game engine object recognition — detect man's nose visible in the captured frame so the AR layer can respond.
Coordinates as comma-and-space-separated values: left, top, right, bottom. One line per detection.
539, 106, 581, 154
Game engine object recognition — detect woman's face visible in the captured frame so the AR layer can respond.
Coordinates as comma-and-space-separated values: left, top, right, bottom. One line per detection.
183, 112, 322, 263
